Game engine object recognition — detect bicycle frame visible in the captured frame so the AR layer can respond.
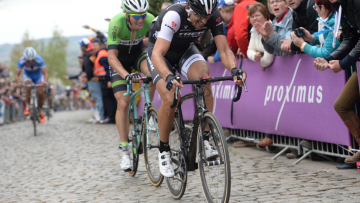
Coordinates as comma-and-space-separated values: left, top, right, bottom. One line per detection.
124, 81, 160, 153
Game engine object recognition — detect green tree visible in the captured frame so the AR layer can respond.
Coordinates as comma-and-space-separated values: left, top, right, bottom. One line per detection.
148, 0, 172, 16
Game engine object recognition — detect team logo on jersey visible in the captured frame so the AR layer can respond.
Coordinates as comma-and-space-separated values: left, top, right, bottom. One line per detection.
172, 21, 177, 27
178, 31, 205, 38
138, 34, 143, 38
208, 10, 211, 14
216, 17, 221, 23
184, 25, 188, 29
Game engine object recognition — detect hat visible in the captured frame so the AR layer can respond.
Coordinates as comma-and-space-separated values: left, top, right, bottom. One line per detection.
87, 41, 93, 51
78, 38, 90, 46
93, 38, 102, 43
218, 0, 234, 8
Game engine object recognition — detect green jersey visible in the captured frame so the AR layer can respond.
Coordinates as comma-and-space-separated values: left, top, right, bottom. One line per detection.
107, 13, 155, 54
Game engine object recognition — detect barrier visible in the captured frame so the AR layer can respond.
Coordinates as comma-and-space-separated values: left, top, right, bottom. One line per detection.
0, 98, 25, 125
136, 54, 355, 163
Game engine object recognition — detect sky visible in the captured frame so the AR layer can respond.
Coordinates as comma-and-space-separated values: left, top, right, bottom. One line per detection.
0, 0, 123, 45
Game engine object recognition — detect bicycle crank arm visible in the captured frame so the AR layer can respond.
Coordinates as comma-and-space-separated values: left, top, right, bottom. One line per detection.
147, 144, 159, 149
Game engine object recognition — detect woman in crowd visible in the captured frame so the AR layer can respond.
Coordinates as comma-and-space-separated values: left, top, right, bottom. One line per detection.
247, 3, 275, 71
255, 0, 293, 55
290, 0, 340, 58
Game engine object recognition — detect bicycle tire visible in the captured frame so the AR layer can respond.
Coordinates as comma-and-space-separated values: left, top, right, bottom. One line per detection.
198, 112, 231, 203
128, 110, 140, 177
31, 107, 37, 136
143, 106, 164, 186
166, 118, 187, 199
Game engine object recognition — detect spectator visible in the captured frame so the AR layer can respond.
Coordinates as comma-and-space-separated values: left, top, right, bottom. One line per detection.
314, 0, 360, 163
256, 0, 293, 55
82, 25, 107, 43
232, 0, 257, 58
207, 0, 236, 64
246, 2, 275, 71
86, 41, 105, 123
161, 2, 172, 11
92, 38, 116, 123
283, 0, 318, 52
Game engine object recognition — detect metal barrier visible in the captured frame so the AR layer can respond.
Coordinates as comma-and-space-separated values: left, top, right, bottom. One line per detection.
1, 99, 25, 125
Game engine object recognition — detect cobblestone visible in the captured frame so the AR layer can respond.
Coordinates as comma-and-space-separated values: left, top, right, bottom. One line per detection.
1, 111, 360, 202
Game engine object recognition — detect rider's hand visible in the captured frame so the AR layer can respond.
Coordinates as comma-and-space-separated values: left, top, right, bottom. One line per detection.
231, 68, 247, 87
165, 74, 183, 91
125, 73, 142, 83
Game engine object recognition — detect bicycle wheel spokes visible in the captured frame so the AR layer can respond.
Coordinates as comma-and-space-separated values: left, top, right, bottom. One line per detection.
166, 119, 187, 199
143, 107, 164, 186
128, 110, 139, 177
199, 112, 231, 203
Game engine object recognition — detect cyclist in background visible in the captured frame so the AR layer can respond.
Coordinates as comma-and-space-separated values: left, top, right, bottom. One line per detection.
15, 47, 49, 123
107, 0, 156, 171
147, 0, 246, 177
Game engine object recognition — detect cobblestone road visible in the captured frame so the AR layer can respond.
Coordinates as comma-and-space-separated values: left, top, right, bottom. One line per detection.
1, 111, 360, 203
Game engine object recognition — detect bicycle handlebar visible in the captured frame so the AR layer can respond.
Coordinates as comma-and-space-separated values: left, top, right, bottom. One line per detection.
170, 73, 248, 108
123, 76, 153, 97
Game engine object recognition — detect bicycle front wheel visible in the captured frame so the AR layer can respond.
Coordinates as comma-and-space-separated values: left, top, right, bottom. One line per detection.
128, 110, 140, 176
166, 117, 187, 199
143, 106, 164, 186
31, 107, 37, 136
198, 112, 231, 203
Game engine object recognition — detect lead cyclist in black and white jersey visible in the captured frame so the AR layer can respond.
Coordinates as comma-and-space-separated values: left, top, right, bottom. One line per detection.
147, 0, 247, 177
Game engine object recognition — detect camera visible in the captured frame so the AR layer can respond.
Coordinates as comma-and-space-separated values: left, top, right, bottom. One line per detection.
294, 28, 305, 37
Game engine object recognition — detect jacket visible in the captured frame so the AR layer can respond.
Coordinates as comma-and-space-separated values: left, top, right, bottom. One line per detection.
325, 0, 360, 70
303, 12, 341, 58
94, 49, 107, 77
262, 8, 293, 55
232, 0, 257, 58
247, 22, 275, 67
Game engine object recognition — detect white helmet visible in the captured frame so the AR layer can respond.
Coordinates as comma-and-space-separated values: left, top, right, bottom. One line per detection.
66, 86, 71, 91
23, 47, 37, 61
123, 0, 149, 13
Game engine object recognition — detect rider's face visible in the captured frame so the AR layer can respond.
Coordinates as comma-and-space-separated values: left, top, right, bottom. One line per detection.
189, 11, 211, 30
27, 60, 35, 66
127, 12, 147, 30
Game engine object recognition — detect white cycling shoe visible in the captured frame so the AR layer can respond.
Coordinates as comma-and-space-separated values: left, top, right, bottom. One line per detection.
158, 151, 175, 177
120, 154, 132, 171
204, 140, 219, 159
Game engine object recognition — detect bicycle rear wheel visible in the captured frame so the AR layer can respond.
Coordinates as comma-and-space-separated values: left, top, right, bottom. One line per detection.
198, 112, 231, 203
128, 110, 140, 176
143, 106, 164, 186
31, 107, 37, 136
166, 118, 187, 199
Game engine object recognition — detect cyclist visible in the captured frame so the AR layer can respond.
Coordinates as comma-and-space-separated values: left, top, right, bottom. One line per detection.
147, 0, 247, 177
15, 47, 49, 123
107, 0, 156, 171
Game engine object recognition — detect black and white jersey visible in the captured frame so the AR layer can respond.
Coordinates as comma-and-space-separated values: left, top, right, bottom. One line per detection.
148, 3, 225, 51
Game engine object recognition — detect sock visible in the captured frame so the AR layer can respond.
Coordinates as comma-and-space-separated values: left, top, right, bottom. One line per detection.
159, 141, 170, 153
203, 131, 210, 141
26, 103, 29, 108
121, 142, 129, 155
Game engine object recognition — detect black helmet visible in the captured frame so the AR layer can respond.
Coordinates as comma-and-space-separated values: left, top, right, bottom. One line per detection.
187, 0, 218, 16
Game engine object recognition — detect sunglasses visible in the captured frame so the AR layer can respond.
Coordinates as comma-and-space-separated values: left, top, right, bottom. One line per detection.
129, 12, 147, 20
192, 10, 213, 20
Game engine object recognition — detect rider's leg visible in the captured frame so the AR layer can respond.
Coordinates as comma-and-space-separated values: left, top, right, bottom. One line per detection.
36, 85, 46, 109
114, 91, 131, 147
24, 81, 32, 106
139, 60, 156, 101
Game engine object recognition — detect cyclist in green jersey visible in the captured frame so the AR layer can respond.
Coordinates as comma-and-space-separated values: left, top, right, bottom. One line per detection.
107, 0, 155, 171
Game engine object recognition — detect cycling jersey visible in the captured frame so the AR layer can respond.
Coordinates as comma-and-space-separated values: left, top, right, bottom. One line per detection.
147, 3, 225, 85
17, 55, 46, 84
107, 12, 155, 93
148, 3, 224, 51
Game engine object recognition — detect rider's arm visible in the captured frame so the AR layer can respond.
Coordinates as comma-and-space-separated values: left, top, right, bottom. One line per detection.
41, 68, 49, 83
214, 35, 237, 71
152, 11, 181, 80
107, 15, 129, 79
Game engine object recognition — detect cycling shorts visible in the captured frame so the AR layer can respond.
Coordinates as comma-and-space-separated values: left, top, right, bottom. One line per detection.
23, 72, 44, 84
110, 45, 148, 94
147, 42, 205, 86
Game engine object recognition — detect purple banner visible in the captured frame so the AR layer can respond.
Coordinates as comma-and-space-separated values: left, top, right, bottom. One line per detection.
137, 54, 350, 146
209, 54, 350, 146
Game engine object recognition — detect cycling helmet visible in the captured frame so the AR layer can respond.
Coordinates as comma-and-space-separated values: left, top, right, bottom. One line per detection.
123, 0, 149, 13
23, 47, 37, 61
187, 0, 218, 16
